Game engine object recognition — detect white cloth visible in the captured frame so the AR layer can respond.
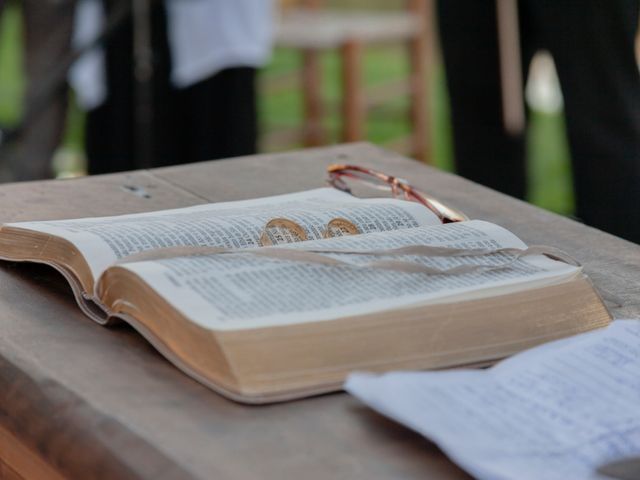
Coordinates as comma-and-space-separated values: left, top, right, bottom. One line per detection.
166, 0, 273, 88
69, 0, 107, 110
69, 0, 274, 110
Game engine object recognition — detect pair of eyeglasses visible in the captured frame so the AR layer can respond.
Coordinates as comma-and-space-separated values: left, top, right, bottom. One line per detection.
327, 164, 467, 224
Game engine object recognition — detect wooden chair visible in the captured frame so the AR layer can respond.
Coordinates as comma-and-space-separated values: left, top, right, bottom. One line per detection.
265, 0, 435, 163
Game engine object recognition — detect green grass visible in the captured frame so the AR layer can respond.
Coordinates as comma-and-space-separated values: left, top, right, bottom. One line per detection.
0, 6, 573, 215
260, 46, 451, 163
0, 4, 23, 124
527, 111, 573, 214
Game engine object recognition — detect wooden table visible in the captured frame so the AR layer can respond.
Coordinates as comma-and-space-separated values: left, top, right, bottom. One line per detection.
1, 143, 638, 480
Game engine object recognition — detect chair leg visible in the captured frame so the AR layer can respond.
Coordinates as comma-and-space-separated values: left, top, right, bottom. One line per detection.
302, 49, 325, 146
408, 0, 432, 163
341, 39, 365, 142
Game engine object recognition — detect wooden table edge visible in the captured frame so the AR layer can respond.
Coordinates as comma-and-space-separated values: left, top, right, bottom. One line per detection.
0, 351, 195, 480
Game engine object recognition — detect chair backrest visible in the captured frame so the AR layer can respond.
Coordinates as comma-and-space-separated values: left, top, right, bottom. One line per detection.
280, 1, 411, 12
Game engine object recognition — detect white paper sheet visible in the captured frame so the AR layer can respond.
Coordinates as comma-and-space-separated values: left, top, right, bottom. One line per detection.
345, 320, 640, 480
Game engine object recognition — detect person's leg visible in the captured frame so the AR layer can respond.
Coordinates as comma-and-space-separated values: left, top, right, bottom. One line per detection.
10, 0, 74, 180
85, 0, 135, 175
148, 0, 179, 168
534, 0, 640, 243
86, 0, 177, 174
437, 0, 530, 199
174, 67, 258, 164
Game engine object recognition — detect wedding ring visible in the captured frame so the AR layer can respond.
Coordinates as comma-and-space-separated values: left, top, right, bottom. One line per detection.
259, 218, 308, 246
323, 218, 360, 238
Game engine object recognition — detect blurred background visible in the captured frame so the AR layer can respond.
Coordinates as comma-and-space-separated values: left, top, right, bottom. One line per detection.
0, 0, 638, 218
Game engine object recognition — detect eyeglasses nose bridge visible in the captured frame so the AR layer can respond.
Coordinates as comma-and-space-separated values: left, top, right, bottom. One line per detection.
389, 176, 401, 197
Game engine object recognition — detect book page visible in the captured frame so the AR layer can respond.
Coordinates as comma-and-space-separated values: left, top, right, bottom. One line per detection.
7, 188, 439, 279
345, 320, 640, 480
112, 220, 580, 330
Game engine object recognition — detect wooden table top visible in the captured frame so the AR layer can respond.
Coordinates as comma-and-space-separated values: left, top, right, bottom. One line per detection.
1, 143, 638, 480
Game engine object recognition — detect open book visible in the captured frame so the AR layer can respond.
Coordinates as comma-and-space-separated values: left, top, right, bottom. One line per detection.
0, 188, 611, 403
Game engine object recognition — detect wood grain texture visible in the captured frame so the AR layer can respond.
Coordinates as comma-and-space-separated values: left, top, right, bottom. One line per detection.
0, 459, 23, 480
0, 424, 65, 480
301, 49, 326, 147
341, 39, 365, 142
0, 142, 638, 479
407, 0, 431, 163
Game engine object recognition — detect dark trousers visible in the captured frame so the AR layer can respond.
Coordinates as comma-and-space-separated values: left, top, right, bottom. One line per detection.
437, 0, 640, 243
86, 0, 257, 175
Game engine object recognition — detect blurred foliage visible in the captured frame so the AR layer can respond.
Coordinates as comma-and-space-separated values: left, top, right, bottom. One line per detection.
261, 46, 573, 214
528, 111, 573, 214
0, 5, 573, 214
0, 3, 22, 124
